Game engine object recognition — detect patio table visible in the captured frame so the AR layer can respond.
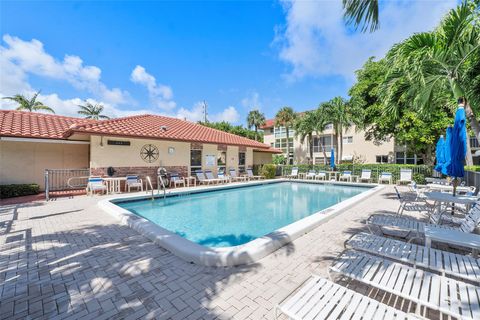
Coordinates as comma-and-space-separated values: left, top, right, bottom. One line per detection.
424, 226, 480, 257
184, 176, 197, 187
424, 191, 478, 218
328, 171, 340, 181
103, 177, 126, 194
426, 183, 472, 194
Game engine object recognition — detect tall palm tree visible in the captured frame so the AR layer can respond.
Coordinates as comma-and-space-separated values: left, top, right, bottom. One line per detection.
314, 106, 331, 164
343, 0, 379, 32
275, 106, 296, 164
2, 91, 55, 113
294, 109, 329, 164
246, 109, 266, 141
323, 97, 359, 164
383, 1, 480, 162
77, 101, 110, 120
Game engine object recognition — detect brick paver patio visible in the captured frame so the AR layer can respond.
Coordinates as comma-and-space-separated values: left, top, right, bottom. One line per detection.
1, 186, 403, 319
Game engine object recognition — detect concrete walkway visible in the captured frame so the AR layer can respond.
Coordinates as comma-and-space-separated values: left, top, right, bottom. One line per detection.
0, 186, 402, 319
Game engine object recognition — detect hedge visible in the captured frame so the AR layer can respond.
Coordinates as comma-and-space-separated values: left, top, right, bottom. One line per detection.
261, 164, 277, 179
0, 184, 40, 199
278, 164, 435, 184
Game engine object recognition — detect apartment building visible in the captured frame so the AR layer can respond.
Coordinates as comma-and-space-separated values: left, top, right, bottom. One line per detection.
261, 118, 405, 165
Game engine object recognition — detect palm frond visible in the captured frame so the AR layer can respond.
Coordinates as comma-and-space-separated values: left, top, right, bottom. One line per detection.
343, 0, 379, 33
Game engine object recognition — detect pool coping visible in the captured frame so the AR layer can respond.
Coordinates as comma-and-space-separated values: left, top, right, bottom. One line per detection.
98, 179, 384, 267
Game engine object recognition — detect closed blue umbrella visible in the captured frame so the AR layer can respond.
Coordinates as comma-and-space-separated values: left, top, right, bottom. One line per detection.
330, 147, 335, 169
434, 135, 445, 173
441, 127, 452, 176
449, 106, 467, 182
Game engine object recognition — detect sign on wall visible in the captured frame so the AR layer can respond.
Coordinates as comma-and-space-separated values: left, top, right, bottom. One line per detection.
107, 140, 131, 146
140, 144, 159, 163
205, 155, 215, 166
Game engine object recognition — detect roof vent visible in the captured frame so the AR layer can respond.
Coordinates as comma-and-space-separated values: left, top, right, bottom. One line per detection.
160, 126, 168, 132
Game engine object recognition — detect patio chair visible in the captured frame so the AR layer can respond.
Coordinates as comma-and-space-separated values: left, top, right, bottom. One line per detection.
229, 168, 248, 182
378, 172, 392, 184
86, 176, 107, 195
246, 168, 263, 180
204, 170, 224, 184
394, 186, 431, 215
314, 171, 327, 181
195, 170, 215, 185
367, 202, 480, 237
346, 232, 480, 284
305, 169, 316, 180
338, 170, 352, 182
285, 167, 298, 179
169, 173, 185, 188
398, 168, 413, 185
329, 250, 480, 320
125, 175, 143, 192
358, 169, 372, 183
275, 275, 419, 320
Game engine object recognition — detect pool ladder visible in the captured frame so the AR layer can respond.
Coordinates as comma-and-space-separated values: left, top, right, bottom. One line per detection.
145, 176, 155, 200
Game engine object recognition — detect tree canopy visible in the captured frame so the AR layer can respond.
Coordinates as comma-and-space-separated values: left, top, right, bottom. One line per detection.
3, 91, 55, 113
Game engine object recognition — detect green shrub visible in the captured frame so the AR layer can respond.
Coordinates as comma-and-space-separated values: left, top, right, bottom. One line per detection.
261, 164, 277, 179
413, 173, 426, 184
465, 166, 480, 172
0, 184, 40, 199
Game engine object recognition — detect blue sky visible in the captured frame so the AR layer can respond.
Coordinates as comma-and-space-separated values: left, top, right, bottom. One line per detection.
0, 0, 457, 125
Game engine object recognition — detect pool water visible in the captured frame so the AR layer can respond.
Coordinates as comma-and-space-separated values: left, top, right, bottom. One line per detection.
117, 182, 370, 247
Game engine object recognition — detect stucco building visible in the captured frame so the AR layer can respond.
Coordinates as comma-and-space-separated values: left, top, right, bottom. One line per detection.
0, 110, 278, 190
261, 117, 400, 165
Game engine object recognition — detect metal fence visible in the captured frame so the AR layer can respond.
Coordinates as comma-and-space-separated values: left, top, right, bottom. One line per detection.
464, 170, 480, 192
45, 168, 90, 200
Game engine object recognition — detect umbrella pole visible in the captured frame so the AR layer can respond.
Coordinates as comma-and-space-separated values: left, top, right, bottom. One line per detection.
451, 178, 458, 215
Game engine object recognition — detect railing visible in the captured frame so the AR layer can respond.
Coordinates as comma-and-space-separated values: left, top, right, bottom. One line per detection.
145, 176, 154, 200
45, 168, 90, 201
157, 175, 166, 199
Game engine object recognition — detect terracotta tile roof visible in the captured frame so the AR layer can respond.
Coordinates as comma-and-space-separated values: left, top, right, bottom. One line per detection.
64, 114, 273, 149
260, 119, 275, 129
0, 110, 93, 139
253, 147, 283, 154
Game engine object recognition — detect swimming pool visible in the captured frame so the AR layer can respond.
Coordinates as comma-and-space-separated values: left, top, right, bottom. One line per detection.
118, 182, 368, 247
100, 180, 382, 266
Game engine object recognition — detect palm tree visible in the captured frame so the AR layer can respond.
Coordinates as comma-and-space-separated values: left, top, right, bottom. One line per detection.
383, 1, 480, 163
275, 106, 296, 164
2, 91, 55, 113
77, 101, 110, 120
323, 97, 360, 164
343, 0, 379, 32
294, 109, 329, 164
246, 109, 266, 141
314, 107, 331, 164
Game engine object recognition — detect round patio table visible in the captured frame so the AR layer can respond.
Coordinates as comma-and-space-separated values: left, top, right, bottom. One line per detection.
426, 184, 472, 194
424, 191, 478, 218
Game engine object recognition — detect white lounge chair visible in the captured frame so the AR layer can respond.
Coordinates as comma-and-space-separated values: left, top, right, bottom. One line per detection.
86, 176, 107, 195
217, 170, 231, 183
314, 171, 327, 181
169, 173, 185, 188
246, 168, 263, 180
195, 170, 215, 185
285, 167, 298, 179
330, 250, 480, 320
358, 169, 372, 183
229, 168, 248, 182
125, 175, 143, 192
275, 276, 420, 320
378, 172, 392, 184
205, 170, 224, 184
338, 170, 352, 182
398, 168, 413, 185
305, 170, 316, 180
346, 232, 480, 284
367, 203, 480, 237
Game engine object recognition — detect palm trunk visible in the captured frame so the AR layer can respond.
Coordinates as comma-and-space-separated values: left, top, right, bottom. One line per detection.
465, 102, 480, 145
339, 125, 343, 164
465, 128, 473, 166
308, 133, 313, 165
286, 128, 291, 165
254, 126, 258, 141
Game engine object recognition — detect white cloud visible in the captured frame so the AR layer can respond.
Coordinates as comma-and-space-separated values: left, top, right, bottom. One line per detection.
241, 91, 262, 110
176, 102, 240, 123
0, 35, 130, 104
275, 0, 456, 81
130, 65, 176, 111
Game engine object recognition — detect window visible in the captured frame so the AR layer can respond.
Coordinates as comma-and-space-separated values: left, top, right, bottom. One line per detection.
270, 142, 274, 147
313, 136, 332, 153
270, 128, 274, 134
190, 149, 202, 173
396, 151, 417, 164
314, 157, 330, 165
274, 126, 294, 139
376, 155, 389, 163
217, 151, 226, 173
325, 124, 333, 130
342, 136, 353, 144
238, 152, 246, 173
274, 138, 294, 154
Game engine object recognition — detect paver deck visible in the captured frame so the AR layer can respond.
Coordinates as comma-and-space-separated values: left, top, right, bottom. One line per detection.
0, 186, 426, 319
